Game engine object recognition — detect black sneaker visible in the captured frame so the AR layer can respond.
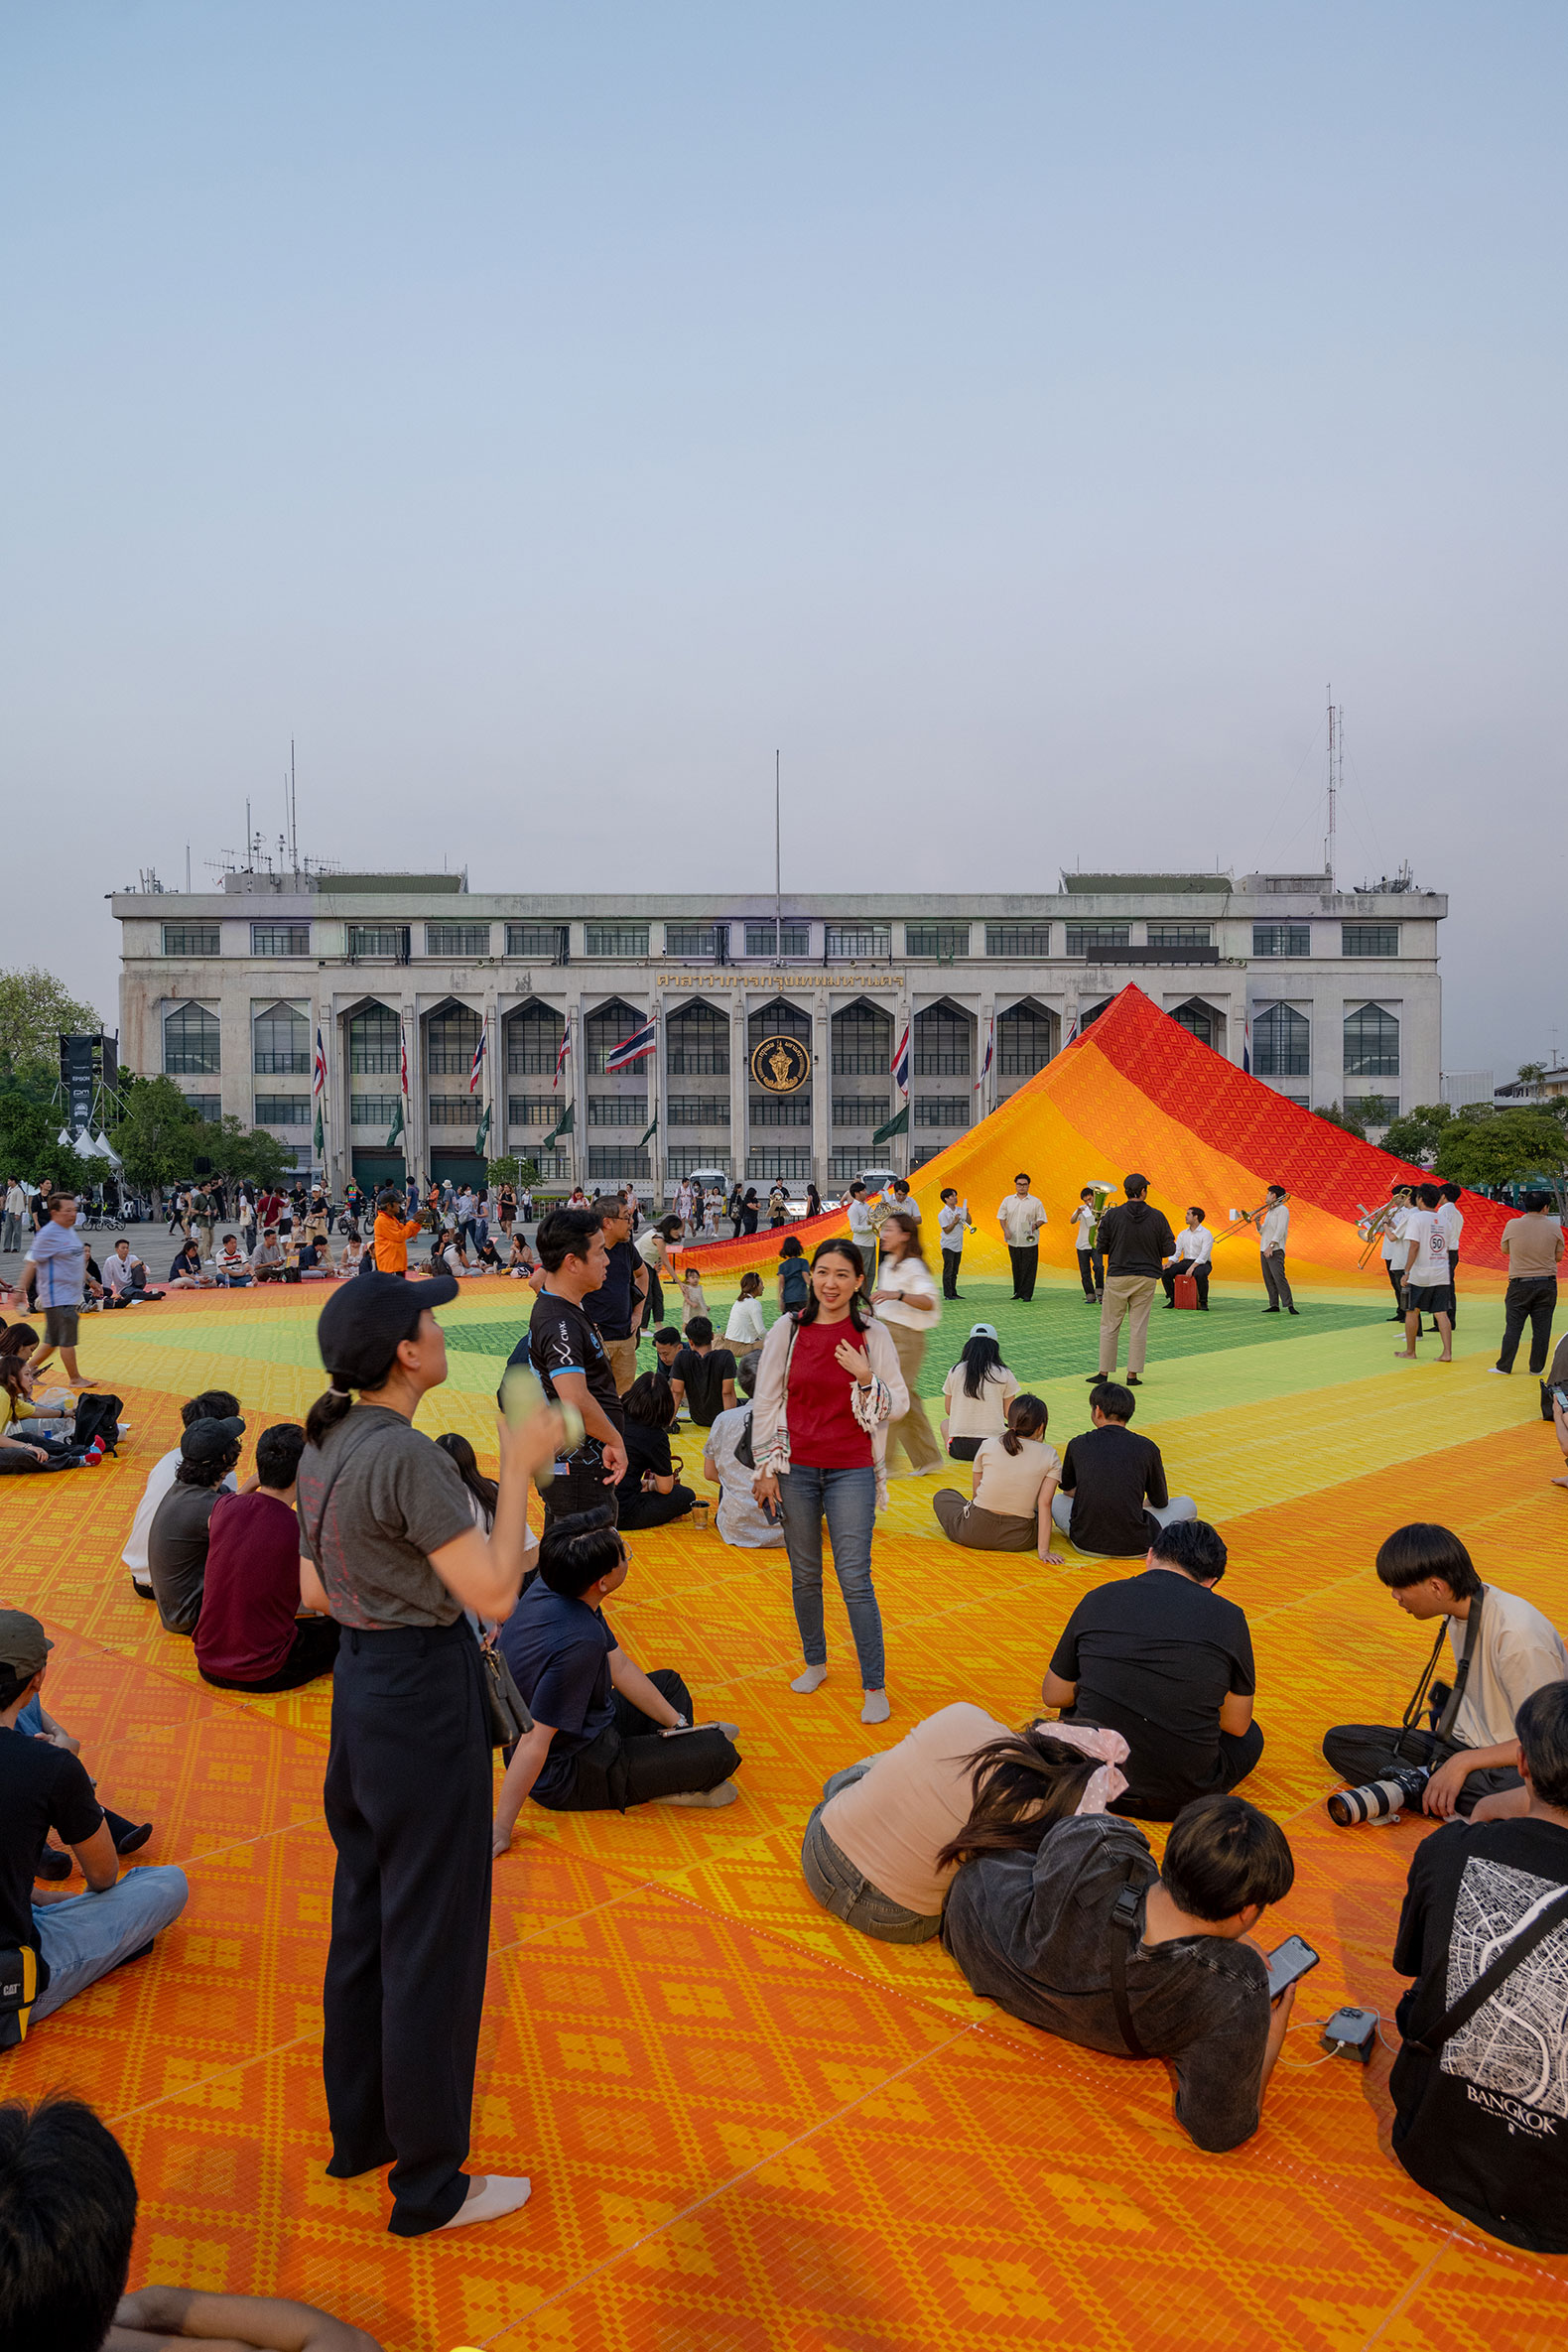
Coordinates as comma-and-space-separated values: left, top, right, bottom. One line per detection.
34, 1846, 72, 1884
115, 1821, 153, 1857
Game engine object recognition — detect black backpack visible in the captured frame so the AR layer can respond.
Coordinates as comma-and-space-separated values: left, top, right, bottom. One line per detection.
71, 1392, 126, 1455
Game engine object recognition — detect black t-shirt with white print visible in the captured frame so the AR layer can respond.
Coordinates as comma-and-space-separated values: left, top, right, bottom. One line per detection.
528, 1289, 625, 1472
1390, 1814, 1568, 2253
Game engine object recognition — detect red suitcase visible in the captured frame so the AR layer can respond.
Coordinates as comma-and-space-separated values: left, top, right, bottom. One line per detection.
1172, 1271, 1199, 1310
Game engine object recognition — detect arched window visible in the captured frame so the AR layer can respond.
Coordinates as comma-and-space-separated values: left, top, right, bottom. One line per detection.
505, 999, 565, 1076
996, 1000, 1056, 1081
348, 1003, 401, 1074
1170, 999, 1216, 1050
252, 1001, 309, 1075
668, 1000, 729, 1075
913, 1001, 972, 1076
748, 996, 811, 1051
1345, 1003, 1399, 1077
831, 998, 891, 1076
1254, 1005, 1310, 1077
163, 1003, 220, 1076
586, 997, 648, 1077
428, 1002, 482, 1076
1078, 999, 1112, 1034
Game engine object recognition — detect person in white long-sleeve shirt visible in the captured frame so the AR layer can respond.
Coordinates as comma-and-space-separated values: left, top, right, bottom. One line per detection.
1160, 1207, 1215, 1311
997, 1176, 1048, 1302
937, 1189, 969, 1300
1251, 1186, 1295, 1316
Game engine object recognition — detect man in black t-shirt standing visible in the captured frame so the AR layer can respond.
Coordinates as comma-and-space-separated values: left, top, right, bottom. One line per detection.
1388, 1679, 1568, 2254
581, 1197, 648, 1397
1042, 1518, 1262, 1817
529, 1209, 628, 1522
667, 1316, 737, 1428
0, 1610, 187, 2032
1049, 1382, 1197, 1558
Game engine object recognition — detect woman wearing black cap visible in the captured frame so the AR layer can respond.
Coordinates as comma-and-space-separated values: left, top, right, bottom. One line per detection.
296, 1269, 557, 2238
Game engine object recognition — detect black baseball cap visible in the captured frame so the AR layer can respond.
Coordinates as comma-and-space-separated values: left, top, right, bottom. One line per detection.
0, 1609, 52, 1679
180, 1415, 246, 1464
316, 1269, 457, 1388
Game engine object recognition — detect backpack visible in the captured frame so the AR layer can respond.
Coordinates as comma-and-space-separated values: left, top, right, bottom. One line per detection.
71, 1392, 125, 1455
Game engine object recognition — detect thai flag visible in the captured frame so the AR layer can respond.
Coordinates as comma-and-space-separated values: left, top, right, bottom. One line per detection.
1066, 1009, 1080, 1044
1242, 1014, 1251, 1076
313, 1028, 327, 1100
552, 1021, 571, 1091
468, 1024, 486, 1094
605, 1014, 658, 1073
890, 1024, 910, 1095
400, 1026, 410, 1101
975, 1015, 993, 1093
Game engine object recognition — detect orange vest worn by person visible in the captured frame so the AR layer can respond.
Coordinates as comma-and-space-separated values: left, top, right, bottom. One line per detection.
372, 1211, 423, 1274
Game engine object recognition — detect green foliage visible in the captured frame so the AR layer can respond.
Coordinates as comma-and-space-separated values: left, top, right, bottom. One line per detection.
1312, 1101, 1368, 1142
109, 1077, 209, 1189
485, 1154, 538, 1187
1435, 1109, 1567, 1189
0, 1090, 89, 1190
0, 966, 102, 1074
1516, 1063, 1546, 1085
198, 1115, 295, 1190
1379, 1103, 1454, 1166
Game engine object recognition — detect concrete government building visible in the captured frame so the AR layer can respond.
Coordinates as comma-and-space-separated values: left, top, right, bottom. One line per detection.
111, 869, 1445, 1198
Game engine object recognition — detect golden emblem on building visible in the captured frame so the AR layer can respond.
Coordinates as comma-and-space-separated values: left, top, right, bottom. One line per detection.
749, 1035, 810, 1095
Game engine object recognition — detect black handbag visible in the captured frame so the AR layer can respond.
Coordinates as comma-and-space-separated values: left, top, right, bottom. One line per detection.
479, 1636, 534, 1749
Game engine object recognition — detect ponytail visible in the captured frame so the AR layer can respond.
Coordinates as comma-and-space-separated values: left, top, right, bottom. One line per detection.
936, 1728, 1097, 1870
305, 1383, 355, 1450
999, 1391, 1048, 1457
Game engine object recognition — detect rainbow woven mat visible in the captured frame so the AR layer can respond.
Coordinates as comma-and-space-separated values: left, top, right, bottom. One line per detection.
4, 1251, 1566, 2352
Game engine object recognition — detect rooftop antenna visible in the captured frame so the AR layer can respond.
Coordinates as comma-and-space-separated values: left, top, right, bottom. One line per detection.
774, 748, 781, 949
1325, 687, 1340, 887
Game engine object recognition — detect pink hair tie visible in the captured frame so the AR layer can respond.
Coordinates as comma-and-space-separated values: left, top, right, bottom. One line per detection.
1039, 1719, 1129, 1814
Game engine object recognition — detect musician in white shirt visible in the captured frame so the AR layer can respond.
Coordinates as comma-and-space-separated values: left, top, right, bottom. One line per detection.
1436, 1181, 1464, 1328
1396, 1182, 1454, 1363
1380, 1186, 1414, 1321
1252, 1185, 1295, 1315
937, 1188, 969, 1301
1160, 1207, 1215, 1311
996, 1175, 1048, 1302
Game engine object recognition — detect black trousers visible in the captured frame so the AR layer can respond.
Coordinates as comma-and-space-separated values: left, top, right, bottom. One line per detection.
1498, 1276, 1558, 1375
615, 1481, 697, 1529
534, 1668, 740, 1810
1086, 1717, 1263, 1822
941, 1248, 963, 1300
200, 1615, 341, 1693
1447, 1248, 1459, 1328
1008, 1244, 1039, 1301
1384, 1258, 1406, 1316
1077, 1247, 1104, 1299
1260, 1249, 1294, 1311
323, 1622, 493, 2235
1161, 1261, 1210, 1308
1322, 1721, 1522, 1814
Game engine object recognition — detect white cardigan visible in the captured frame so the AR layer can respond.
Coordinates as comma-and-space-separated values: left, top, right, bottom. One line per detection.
748, 1311, 909, 1509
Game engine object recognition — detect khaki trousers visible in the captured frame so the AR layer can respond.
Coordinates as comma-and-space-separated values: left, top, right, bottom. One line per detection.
1099, 1274, 1156, 1378
602, 1335, 639, 1395
884, 1320, 942, 1472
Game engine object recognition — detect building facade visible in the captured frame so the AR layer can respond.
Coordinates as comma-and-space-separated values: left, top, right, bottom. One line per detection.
111, 869, 1445, 1196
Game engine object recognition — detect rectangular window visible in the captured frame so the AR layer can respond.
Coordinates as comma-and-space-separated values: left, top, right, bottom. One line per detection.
350, 1096, 401, 1126
911, 1143, 945, 1167
584, 923, 649, 957
914, 1097, 969, 1125
588, 1146, 651, 1179
254, 1096, 311, 1126
984, 925, 1053, 956
425, 922, 491, 958
832, 1096, 890, 1126
1342, 923, 1399, 957
825, 923, 891, 961
506, 922, 571, 959
162, 925, 220, 957
748, 1148, 812, 1181
506, 1097, 557, 1125
828, 1149, 870, 1181
664, 923, 721, 959
182, 1095, 221, 1122
905, 922, 970, 959
1065, 924, 1130, 957
427, 1098, 479, 1125
1144, 923, 1212, 947
1253, 924, 1311, 958
1348, 1094, 1399, 1123
749, 1095, 813, 1126
249, 923, 311, 956
347, 925, 411, 961
588, 1096, 646, 1126
667, 1097, 730, 1125
744, 921, 810, 958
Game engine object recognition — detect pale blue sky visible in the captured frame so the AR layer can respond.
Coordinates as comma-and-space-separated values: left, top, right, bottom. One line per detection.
3, 4, 1563, 1073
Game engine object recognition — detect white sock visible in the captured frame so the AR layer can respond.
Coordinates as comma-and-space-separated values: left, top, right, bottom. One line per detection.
860, 1688, 891, 1724
791, 1664, 828, 1693
439, 2174, 532, 2229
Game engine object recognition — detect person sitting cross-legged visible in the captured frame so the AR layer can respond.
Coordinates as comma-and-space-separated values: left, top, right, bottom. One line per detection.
667, 1316, 737, 1428
1050, 1380, 1196, 1559
942, 1790, 1299, 2152
801, 1705, 1127, 1943
492, 1509, 742, 1849
122, 1387, 245, 1602
0, 1611, 188, 2033
146, 1416, 247, 1634
933, 1393, 1065, 1559
613, 1373, 698, 1530
702, 1352, 784, 1550
194, 1422, 342, 1693
1042, 1518, 1262, 1817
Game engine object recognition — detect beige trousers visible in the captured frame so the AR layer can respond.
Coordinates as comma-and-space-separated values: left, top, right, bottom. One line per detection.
885, 1320, 942, 1472
1099, 1274, 1156, 1378
602, 1335, 639, 1395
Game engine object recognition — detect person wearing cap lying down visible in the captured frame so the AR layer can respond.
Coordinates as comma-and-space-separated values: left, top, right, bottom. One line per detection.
800, 1704, 1127, 1942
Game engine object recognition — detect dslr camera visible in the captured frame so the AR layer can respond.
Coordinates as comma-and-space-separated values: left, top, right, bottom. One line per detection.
1327, 1764, 1429, 1827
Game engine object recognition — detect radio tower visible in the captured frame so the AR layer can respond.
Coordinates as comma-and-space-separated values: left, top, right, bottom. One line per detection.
1325, 689, 1340, 887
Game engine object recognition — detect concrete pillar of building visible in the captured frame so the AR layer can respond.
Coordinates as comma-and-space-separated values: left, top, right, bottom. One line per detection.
730, 993, 748, 1196
812, 988, 830, 1191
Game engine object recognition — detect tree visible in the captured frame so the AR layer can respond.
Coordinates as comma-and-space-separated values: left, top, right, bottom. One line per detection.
109, 1077, 209, 1190
0, 1091, 89, 1191
1516, 1063, 1546, 1085
199, 1115, 295, 1190
1312, 1102, 1368, 1142
485, 1154, 539, 1188
1379, 1103, 1454, 1167
1435, 1109, 1568, 1190
0, 966, 103, 1075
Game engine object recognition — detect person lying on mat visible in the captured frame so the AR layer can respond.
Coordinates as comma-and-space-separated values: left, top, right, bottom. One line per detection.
932, 1393, 1065, 1560
0, 2093, 382, 2352
492, 1510, 742, 1847
1041, 1519, 1262, 1818
1049, 1381, 1195, 1558
801, 1705, 1127, 1943
942, 1791, 1299, 2153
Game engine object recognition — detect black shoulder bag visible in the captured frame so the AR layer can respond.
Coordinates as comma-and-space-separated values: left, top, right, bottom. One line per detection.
1406, 1884, 1568, 2058
1395, 1588, 1485, 1765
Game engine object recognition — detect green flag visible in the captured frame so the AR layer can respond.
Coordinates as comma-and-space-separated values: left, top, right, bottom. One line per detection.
871, 1105, 909, 1146
638, 1114, 658, 1148
314, 1104, 325, 1159
543, 1103, 575, 1149
386, 1100, 405, 1150
475, 1103, 492, 1155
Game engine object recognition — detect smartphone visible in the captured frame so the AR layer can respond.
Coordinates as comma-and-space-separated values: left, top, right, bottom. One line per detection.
1551, 1386, 1568, 1413
1265, 1934, 1321, 2000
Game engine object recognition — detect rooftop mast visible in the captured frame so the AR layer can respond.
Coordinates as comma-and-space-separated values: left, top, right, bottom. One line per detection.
1325, 689, 1340, 887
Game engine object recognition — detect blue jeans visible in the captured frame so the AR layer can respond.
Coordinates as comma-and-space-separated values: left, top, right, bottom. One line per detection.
30, 1867, 189, 2021
778, 1463, 884, 1689
800, 1764, 943, 1943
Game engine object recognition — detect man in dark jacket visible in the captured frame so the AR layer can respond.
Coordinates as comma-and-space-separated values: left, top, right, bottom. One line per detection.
1092, 1173, 1176, 1387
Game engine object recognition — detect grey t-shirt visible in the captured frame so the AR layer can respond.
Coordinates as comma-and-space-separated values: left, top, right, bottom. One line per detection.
941, 1812, 1271, 2153
296, 1404, 476, 1630
147, 1481, 221, 1634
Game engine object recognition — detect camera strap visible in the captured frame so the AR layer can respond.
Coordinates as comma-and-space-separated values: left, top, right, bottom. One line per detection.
1108, 1860, 1156, 2060
1407, 1885, 1568, 2059
1401, 1587, 1485, 1743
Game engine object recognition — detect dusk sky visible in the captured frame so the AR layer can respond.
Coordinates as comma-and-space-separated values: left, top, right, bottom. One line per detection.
4, 3, 1563, 1077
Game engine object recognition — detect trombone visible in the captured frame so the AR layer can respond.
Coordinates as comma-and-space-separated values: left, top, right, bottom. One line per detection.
1211, 1199, 1273, 1249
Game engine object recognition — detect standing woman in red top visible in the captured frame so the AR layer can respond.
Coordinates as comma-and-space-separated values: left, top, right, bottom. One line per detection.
749, 1238, 907, 1724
